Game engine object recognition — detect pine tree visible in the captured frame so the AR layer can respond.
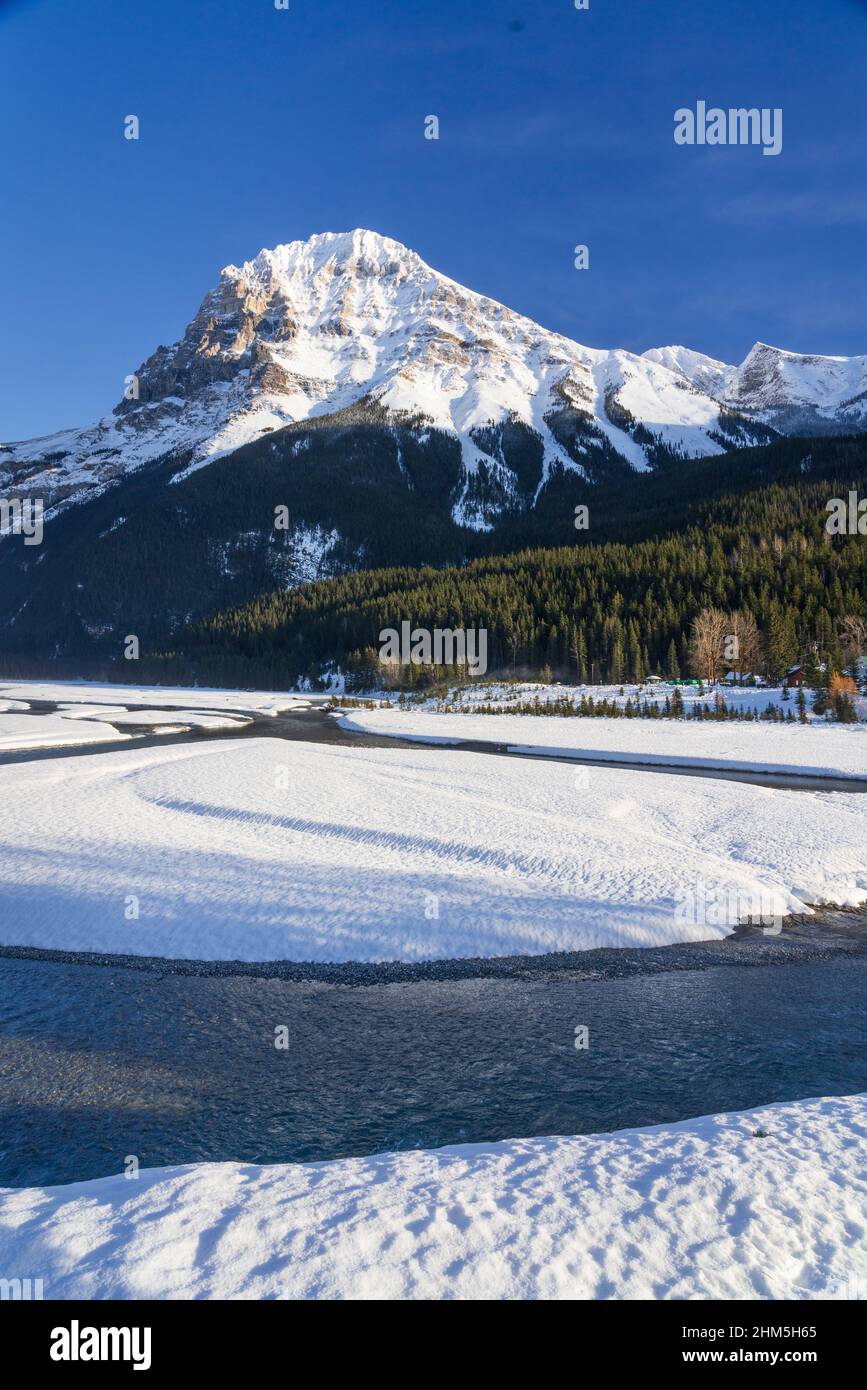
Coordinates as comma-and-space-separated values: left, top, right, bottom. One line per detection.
666, 639, 680, 680
796, 687, 807, 723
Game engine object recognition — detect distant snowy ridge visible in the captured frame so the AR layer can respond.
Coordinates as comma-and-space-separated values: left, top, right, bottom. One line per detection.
3, 229, 865, 533
644, 340, 867, 436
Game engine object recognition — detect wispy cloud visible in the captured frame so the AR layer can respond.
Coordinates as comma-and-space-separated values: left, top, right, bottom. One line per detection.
715, 190, 867, 226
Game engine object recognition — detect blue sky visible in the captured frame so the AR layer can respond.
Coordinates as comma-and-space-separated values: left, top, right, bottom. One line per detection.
2, 0, 866, 438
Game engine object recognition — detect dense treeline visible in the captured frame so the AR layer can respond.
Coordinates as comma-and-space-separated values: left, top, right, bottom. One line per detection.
333, 690, 811, 722
146, 466, 867, 689
1, 428, 866, 680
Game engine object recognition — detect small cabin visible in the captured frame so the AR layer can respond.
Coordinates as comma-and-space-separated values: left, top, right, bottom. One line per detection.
723, 671, 765, 687
783, 664, 807, 688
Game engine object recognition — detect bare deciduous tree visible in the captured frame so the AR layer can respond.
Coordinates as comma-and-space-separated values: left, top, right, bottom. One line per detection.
840, 615, 867, 672
728, 609, 763, 680
689, 606, 728, 684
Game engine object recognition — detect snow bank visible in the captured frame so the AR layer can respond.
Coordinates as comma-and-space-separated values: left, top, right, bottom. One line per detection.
0, 739, 864, 961
1, 1094, 864, 1300
339, 707, 867, 780
56, 705, 131, 720
0, 681, 304, 718
78, 710, 252, 730
0, 713, 129, 752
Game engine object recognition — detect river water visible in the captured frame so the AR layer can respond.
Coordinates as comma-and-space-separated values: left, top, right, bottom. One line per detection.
1, 939, 865, 1188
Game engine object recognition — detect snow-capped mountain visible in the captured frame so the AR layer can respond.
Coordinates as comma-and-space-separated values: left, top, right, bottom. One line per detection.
1, 229, 866, 665
7, 228, 860, 536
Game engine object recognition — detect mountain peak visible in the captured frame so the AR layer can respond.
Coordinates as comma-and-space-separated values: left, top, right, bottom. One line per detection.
222, 229, 429, 290
641, 345, 734, 399
739, 341, 798, 366
742, 341, 858, 366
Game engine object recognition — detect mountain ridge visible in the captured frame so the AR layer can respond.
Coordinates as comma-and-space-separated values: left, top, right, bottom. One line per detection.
4, 228, 865, 538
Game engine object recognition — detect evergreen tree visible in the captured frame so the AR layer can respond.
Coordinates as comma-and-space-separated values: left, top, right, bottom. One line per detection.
666, 639, 680, 680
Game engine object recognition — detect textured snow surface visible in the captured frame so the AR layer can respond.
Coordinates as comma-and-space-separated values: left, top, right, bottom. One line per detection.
0, 712, 129, 751
1, 738, 865, 961
339, 706, 867, 780
1, 1094, 864, 1300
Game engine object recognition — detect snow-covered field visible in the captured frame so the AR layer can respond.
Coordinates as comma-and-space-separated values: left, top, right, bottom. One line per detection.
1, 682, 864, 1304
334, 678, 825, 716
425, 679, 804, 717
339, 702, 867, 780
1, 737, 865, 961
1, 1094, 863, 1300
360, 677, 867, 724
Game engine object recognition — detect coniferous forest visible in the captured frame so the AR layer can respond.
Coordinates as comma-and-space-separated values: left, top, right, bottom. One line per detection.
145, 439, 867, 690
1, 432, 865, 690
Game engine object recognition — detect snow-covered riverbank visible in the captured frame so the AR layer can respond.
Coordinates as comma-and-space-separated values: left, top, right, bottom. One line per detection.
0, 683, 310, 750
0, 711, 130, 751
338, 705, 867, 780
1, 1093, 863, 1300
0, 680, 306, 717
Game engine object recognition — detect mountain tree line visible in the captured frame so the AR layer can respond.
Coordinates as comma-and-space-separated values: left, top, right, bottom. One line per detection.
146, 469, 867, 691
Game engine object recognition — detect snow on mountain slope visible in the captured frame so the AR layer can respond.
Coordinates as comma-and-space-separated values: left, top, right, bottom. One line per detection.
645, 341, 867, 435
2, 230, 864, 533
641, 345, 736, 400
727, 342, 867, 429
